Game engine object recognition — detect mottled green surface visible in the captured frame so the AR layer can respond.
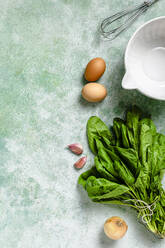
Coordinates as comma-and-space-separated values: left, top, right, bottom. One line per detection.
0, 0, 165, 247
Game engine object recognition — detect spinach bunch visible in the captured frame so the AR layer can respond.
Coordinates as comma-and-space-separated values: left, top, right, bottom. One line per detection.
79, 106, 165, 238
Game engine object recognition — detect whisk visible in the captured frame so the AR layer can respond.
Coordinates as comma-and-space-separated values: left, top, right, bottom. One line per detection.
100, 0, 159, 41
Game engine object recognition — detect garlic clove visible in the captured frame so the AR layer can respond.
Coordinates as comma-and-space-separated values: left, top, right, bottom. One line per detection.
68, 143, 83, 155
74, 156, 87, 169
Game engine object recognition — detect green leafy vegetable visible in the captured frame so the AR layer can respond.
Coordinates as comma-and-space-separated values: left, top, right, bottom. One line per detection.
78, 106, 165, 238
87, 116, 113, 154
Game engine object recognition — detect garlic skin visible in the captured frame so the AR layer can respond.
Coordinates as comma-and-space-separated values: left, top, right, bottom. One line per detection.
68, 143, 83, 155
74, 156, 87, 169
104, 216, 128, 240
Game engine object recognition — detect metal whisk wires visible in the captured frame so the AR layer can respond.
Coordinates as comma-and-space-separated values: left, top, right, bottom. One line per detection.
100, 0, 159, 41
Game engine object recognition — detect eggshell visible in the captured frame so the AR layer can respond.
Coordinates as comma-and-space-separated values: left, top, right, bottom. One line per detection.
84, 58, 106, 82
82, 83, 107, 102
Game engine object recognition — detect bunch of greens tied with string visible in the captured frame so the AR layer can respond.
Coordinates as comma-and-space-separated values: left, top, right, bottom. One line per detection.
78, 106, 165, 238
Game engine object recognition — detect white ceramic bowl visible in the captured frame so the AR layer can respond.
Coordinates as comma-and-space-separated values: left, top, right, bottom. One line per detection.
122, 16, 165, 100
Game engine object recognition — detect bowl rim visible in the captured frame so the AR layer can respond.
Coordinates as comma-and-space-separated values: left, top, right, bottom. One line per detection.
125, 16, 165, 63
124, 16, 165, 101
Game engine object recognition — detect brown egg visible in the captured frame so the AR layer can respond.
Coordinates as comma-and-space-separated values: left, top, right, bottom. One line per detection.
82, 83, 107, 102
84, 58, 106, 82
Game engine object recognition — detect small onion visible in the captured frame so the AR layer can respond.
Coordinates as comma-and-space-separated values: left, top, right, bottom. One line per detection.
104, 216, 128, 240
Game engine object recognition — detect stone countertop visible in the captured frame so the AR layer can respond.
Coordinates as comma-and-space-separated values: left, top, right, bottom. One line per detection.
0, 0, 165, 247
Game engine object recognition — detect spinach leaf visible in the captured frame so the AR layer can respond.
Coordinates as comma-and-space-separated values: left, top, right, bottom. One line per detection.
87, 116, 113, 154
151, 133, 165, 178
95, 156, 118, 182
114, 160, 135, 185
139, 118, 156, 165
135, 165, 150, 193
121, 123, 130, 148
97, 148, 118, 177
113, 118, 124, 147
86, 176, 130, 200
78, 166, 100, 189
114, 146, 140, 176
126, 106, 141, 150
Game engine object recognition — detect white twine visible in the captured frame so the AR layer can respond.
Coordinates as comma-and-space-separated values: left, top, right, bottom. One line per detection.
124, 198, 159, 224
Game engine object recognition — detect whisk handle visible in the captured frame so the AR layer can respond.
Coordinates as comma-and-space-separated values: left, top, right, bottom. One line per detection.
145, 0, 159, 6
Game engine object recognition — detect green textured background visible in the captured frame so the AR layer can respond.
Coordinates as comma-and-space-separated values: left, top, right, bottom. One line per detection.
0, 0, 165, 247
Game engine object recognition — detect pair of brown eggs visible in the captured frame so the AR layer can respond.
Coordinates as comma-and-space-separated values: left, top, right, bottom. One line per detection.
82, 58, 107, 102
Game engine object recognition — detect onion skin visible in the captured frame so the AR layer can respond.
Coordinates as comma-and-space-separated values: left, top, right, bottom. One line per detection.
104, 216, 128, 240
